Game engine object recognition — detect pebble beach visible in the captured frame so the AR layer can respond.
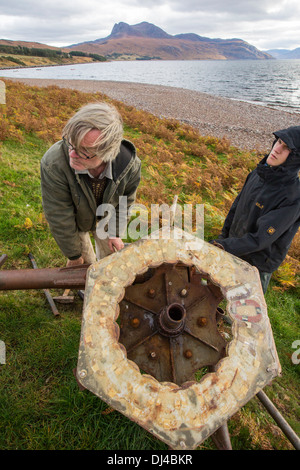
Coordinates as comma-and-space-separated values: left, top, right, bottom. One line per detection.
5, 77, 300, 152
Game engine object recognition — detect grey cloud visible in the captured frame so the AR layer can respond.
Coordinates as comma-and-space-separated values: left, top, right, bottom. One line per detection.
160, 0, 274, 15
0, 0, 85, 18
0, 0, 299, 49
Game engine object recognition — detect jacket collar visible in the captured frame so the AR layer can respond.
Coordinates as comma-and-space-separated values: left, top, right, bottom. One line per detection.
257, 155, 299, 183
112, 139, 136, 182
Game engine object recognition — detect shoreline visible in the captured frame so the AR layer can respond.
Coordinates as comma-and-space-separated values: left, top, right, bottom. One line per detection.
2, 77, 299, 151
0, 60, 105, 71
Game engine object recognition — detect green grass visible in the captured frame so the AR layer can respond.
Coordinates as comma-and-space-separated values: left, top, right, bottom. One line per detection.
0, 111, 299, 450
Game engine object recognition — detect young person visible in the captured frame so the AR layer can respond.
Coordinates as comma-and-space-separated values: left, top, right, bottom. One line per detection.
211, 126, 300, 293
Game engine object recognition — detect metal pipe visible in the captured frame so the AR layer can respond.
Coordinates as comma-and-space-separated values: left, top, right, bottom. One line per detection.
211, 423, 232, 450
256, 390, 300, 450
28, 253, 60, 317
0, 254, 8, 267
0, 264, 89, 290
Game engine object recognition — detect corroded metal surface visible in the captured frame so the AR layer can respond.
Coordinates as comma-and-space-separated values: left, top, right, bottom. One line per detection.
118, 263, 226, 385
0, 264, 88, 290
76, 229, 281, 450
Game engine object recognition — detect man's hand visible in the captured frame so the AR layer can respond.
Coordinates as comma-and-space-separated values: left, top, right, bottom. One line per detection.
209, 240, 225, 250
108, 237, 124, 253
66, 256, 84, 267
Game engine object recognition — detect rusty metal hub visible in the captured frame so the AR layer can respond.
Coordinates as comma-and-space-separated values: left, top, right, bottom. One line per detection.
118, 263, 227, 385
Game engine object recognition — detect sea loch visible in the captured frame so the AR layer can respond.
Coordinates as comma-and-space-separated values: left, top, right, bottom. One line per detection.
1, 58, 300, 113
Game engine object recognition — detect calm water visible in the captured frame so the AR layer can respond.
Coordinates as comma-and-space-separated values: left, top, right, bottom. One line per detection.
1, 59, 300, 113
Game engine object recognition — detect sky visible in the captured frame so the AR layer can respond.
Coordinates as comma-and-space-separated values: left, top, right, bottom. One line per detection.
0, 0, 300, 51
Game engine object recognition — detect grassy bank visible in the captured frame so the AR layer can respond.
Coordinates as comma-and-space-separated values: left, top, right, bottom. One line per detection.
0, 80, 299, 450
0, 54, 101, 69
0, 44, 106, 69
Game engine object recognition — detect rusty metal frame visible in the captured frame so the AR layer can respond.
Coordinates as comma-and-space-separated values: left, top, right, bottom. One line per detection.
76, 228, 281, 450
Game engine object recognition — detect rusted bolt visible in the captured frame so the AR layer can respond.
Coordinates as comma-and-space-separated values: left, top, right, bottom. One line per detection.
184, 350, 193, 359
147, 288, 156, 298
149, 351, 157, 359
180, 288, 188, 297
197, 316, 207, 327
130, 317, 140, 328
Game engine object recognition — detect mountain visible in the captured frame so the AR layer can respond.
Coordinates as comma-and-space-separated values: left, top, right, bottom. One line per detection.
0, 38, 59, 50
265, 48, 300, 59
66, 21, 273, 61
110, 21, 172, 39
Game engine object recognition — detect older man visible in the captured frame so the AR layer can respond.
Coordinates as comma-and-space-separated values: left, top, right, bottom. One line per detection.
40, 102, 141, 266
212, 126, 300, 293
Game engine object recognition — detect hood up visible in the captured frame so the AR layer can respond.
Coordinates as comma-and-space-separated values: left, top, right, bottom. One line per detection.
273, 125, 300, 173
257, 126, 300, 183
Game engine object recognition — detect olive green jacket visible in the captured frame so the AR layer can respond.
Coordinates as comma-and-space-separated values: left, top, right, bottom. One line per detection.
40, 139, 141, 259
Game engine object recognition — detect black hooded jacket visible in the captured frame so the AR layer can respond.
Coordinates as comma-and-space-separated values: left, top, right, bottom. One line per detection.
215, 126, 300, 273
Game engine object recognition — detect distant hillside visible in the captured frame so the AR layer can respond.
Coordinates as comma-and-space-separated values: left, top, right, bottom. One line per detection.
0, 38, 58, 50
66, 21, 273, 61
0, 39, 106, 68
265, 47, 300, 59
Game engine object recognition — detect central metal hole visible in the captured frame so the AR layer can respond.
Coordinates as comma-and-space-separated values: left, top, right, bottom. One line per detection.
158, 302, 186, 336
168, 305, 184, 322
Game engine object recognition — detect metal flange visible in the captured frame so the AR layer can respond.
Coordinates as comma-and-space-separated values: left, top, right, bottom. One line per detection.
118, 262, 227, 385
76, 229, 281, 450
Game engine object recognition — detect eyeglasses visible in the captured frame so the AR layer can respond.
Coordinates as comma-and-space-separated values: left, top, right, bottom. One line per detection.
63, 137, 98, 160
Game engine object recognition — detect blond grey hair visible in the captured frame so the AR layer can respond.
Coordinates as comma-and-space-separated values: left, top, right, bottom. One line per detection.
62, 102, 123, 162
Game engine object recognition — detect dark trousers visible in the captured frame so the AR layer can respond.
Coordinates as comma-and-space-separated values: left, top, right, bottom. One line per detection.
259, 271, 272, 294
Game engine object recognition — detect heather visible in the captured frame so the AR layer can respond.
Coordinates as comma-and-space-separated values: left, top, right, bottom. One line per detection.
0, 79, 299, 450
